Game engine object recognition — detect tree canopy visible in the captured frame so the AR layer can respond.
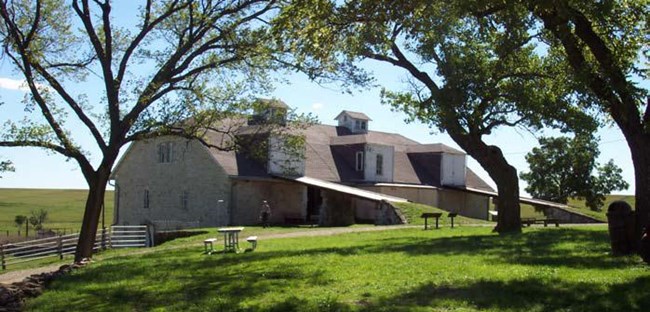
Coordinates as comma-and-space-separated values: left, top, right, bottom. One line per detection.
521, 135, 629, 210
0, 0, 295, 261
523, 0, 648, 245
274, 0, 597, 232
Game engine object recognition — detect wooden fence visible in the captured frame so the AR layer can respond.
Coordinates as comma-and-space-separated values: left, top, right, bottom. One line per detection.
0, 225, 149, 270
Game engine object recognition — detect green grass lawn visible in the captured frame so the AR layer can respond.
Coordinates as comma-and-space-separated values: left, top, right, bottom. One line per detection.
0, 188, 114, 235
25, 226, 650, 312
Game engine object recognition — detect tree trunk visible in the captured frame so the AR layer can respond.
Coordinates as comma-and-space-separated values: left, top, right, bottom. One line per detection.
448, 132, 522, 233
627, 134, 650, 250
74, 166, 111, 262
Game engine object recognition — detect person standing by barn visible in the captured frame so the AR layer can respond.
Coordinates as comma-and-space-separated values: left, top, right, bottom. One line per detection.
260, 200, 271, 228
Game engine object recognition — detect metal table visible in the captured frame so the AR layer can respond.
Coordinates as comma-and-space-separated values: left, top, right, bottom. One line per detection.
217, 227, 244, 253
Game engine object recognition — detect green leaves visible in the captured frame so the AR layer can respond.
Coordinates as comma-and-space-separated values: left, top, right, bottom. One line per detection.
521, 135, 629, 210
0, 159, 14, 178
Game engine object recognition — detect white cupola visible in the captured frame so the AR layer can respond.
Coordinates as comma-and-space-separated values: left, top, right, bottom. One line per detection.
334, 110, 371, 134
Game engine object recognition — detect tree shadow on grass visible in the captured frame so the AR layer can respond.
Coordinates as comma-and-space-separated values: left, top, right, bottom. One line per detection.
28, 257, 328, 311
358, 276, 650, 312
27, 227, 646, 311
365, 228, 637, 269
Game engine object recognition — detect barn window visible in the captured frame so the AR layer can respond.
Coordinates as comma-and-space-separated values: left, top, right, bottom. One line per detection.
356, 151, 364, 171
157, 142, 174, 163
143, 189, 150, 209
180, 191, 189, 211
376, 154, 383, 175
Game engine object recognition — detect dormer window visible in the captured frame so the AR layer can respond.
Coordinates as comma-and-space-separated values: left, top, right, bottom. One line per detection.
361, 121, 366, 130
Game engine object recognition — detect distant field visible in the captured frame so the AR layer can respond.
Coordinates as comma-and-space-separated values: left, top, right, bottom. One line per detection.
0, 188, 114, 235
489, 194, 635, 222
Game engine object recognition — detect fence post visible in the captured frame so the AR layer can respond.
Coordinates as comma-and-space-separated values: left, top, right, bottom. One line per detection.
57, 235, 63, 260
101, 227, 106, 250
108, 226, 113, 249
1, 244, 6, 270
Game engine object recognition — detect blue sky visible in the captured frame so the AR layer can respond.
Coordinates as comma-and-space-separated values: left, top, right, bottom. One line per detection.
0, 4, 639, 196
0, 64, 635, 195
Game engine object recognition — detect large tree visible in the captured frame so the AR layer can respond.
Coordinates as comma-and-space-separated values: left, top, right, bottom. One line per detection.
521, 135, 629, 210
0, 0, 284, 261
522, 0, 648, 246
275, 0, 594, 232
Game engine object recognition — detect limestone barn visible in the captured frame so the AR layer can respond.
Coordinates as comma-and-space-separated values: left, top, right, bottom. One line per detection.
110, 100, 495, 230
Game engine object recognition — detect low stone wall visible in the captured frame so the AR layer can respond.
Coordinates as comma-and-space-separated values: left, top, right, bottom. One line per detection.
0, 260, 90, 312
375, 200, 407, 225
544, 207, 603, 223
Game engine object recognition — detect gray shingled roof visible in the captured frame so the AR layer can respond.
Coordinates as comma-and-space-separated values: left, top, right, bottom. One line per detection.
203, 123, 495, 192
334, 110, 372, 121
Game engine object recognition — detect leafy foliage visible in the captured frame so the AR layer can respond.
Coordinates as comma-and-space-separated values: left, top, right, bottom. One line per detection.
14, 214, 27, 229
28, 208, 48, 231
274, 0, 600, 232
0, 159, 14, 178
521, 135, 629, 210
0, 0, 301, 260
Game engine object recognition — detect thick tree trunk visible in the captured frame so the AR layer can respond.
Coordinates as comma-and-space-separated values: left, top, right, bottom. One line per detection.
74, 166, 111, 262
448, 132, 522, 233
627, 134, 650, 250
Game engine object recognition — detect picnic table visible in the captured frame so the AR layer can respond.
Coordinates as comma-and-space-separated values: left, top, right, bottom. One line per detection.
217, 227, 244, 253
521, 218, 560, 227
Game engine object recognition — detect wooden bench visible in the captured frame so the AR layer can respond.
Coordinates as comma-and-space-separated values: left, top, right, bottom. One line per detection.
246, 236, 258, 250
204, 238, 217, 254
421, 212, 443, 230
522, 218, 560, 227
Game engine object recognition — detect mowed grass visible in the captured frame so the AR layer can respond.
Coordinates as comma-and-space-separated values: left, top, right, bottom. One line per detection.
0, 188, 114, 233
26, 226, 650, 312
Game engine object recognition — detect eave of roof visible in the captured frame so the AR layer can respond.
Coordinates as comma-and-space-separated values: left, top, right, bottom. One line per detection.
446, 186, 570, 209
274, 175, 408, 203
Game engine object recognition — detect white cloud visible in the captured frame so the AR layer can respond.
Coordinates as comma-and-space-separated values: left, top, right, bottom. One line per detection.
0, 77, 31, 91
311, 102, 324, 111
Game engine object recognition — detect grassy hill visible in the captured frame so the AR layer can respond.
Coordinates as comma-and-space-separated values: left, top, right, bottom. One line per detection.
0, 188, 114, 234
566, 195, 635, 222
393, 202, 490, 226
491, 195, 635, 223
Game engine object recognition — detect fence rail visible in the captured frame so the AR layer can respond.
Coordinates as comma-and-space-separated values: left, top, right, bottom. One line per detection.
1, 225, 149, 270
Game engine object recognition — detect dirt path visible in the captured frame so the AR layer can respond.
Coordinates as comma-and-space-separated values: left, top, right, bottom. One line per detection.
0, 225, 418, 285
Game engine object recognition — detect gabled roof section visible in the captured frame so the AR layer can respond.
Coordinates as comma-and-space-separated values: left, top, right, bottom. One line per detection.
334, 110, 372, 121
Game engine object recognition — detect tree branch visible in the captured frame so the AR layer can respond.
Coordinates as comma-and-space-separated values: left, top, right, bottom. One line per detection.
0, 140, 94, 178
